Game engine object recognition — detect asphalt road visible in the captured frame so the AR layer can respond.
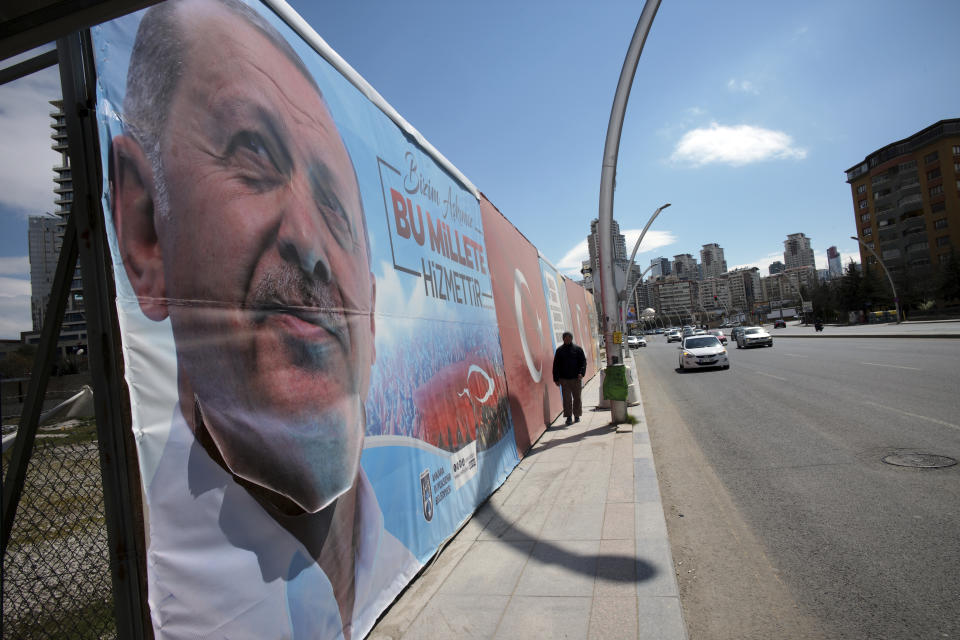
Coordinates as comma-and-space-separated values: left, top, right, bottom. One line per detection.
631, 335, 960, 640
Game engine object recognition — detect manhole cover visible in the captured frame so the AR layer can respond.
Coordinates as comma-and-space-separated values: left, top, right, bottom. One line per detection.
882, 452, 957, 468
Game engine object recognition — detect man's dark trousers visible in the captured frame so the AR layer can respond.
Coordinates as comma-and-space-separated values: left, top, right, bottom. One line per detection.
558, 377, 582, 421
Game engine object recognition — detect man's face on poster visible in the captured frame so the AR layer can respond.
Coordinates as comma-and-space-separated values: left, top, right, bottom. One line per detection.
113, 1, 375, 515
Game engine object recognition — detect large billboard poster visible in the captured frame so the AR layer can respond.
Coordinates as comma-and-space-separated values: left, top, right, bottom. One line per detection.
480, 198, 557, 453
538, 256, 573, 352
90, 1, 517, 637
563, 279, 598, 382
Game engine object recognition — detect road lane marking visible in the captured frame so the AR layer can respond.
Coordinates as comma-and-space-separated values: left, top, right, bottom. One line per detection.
782, 353, 808, 358
755, 371, 787, 381
860, 362, 921, 371
862, 401, 960, 432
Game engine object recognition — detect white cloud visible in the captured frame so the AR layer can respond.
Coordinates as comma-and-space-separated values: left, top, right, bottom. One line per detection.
0, 277, 32, 339
670, 123, 807, 167
729, 251, 785, 274
0, 65, 63, 217
0, 256, 29, 276
555, 229, 677, 277
727, 78, 759, 95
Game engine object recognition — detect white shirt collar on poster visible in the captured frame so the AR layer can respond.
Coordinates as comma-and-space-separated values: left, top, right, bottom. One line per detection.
143, 405, 418, 639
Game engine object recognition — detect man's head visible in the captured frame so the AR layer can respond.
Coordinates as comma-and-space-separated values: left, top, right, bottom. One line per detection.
562, 331, 573, 345
111, 0, 375, 515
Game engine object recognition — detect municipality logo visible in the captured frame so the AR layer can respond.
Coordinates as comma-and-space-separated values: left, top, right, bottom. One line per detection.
420, 469, 434, 522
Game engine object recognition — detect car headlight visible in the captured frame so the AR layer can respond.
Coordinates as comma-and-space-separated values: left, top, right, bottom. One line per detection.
682, 351, 693, 357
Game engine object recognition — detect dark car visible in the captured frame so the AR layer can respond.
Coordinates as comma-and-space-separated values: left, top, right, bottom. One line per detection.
729, 326, 745, 344
773, 319, 786, 328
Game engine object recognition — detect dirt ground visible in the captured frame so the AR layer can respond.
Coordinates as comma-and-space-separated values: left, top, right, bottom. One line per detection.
636, 368, 826, 640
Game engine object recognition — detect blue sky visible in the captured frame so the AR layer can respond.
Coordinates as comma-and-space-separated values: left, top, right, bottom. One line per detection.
1, 0, 958, 338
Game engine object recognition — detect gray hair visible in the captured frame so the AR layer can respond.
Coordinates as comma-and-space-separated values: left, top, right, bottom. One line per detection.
122, 0, 319, 219
120, 0, 372, 266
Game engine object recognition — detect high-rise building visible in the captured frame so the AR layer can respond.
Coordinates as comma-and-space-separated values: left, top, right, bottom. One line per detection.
24, 100, 87, 357
672, 253, 698, 280
699, 243, 727, 280
826, 246, 843, 279
845, 119, 960, 276
768, 261, 785, 275
784, 233, 816, 270
723, 267, 760, 313
587, 218, 628, 275
649, 256, 671, 279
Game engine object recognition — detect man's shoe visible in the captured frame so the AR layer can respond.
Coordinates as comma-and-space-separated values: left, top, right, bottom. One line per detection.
565, 417, 572, 425
574, 416, 580, 423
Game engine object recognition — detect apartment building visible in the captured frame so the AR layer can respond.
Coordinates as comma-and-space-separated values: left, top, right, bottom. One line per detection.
846, 119, 960, 277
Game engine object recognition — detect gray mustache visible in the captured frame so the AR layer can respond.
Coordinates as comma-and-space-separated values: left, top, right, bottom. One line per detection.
248, 264, 349, 347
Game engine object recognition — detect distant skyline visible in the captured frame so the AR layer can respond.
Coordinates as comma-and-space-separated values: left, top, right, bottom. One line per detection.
1, 0, 958, 337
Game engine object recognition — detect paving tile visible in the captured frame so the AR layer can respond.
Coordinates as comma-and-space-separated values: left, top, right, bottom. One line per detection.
494, 596, 592, 640
588, 596, 638, 640
635, 501, 668, 541
602, 501, 635, 540
541, 501, 605, 540
637, 596, 687, 640
397, 594, 510, 640
440, 540, 533, 595
515, 539, 599, 597
635, 537, 679, 598
595, 538, 637, 598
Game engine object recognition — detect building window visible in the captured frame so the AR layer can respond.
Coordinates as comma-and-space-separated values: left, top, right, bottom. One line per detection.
955, 162, 960, 173
934, 218, 948, 230
927, 168, 941, 180
862, 227, 872, 237
907, 241, 929, 252
859, 199, 868, 209
899, 160, 917, 171
937, 236, 951, 247
860, 213, 871, 223
953, 145, 960, 155
941, 254, 952, 264
857, 184, 867, 194
924, 151, 939, 164
929, 185, 943, 197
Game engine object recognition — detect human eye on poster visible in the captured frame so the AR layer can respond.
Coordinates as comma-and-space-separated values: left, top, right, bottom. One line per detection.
90, 0, 518, 637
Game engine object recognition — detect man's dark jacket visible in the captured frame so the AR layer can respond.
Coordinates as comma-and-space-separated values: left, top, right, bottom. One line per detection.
553, 342, 586, 383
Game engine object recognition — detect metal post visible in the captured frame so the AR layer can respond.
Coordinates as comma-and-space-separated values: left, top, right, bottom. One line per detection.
851, 236, 901, 323
2, 214, 78, 554
598, 0, 662, 423
57, 32, 150, 637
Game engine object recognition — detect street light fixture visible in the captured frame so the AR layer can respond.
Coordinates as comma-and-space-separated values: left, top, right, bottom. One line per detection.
850, 236, 901, 324
597, 0, 663, 424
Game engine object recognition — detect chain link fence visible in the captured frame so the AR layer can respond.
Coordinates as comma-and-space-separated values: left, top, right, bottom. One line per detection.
2, 424, 116, 639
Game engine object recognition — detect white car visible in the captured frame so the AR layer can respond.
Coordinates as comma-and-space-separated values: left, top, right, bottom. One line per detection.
666, 330, 682, 343
736, 326, 773, 348
627, 335, 646, 348
678, 335, 729, 370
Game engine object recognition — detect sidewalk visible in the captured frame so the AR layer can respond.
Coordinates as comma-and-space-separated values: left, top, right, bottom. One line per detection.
766, 319, 960, 339
369, 370, 686, 640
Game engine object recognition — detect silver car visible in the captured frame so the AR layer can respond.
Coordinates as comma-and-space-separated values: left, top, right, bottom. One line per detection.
736, 326, 773, 348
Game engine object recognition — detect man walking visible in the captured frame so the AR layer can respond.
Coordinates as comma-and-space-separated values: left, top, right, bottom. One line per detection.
552, 331, 587, 425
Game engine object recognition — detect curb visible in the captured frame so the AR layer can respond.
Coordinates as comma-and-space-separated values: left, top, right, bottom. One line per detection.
625, 353, 688, 640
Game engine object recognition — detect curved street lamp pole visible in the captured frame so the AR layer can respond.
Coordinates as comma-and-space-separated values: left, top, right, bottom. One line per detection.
597, 0, 662, 423
621, 262, 658, 338
850, 236, 901, 323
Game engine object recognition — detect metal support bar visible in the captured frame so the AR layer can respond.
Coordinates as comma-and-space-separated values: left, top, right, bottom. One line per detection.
0, 49, 57, 86
57, 31, 150, 638
1, 214, 78, 554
